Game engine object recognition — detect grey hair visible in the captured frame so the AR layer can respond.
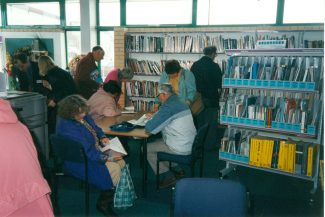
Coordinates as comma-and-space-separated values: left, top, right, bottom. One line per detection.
118, 67, 133, 80
158, 83, 174, 95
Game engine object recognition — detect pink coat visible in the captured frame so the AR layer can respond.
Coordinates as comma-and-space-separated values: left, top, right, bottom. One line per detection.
104, 68, 118, 83
0, 99, 54, 217
88, 88, 121, 120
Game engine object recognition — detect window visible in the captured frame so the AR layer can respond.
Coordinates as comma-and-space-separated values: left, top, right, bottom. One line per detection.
65, 0, 80, 26
197, 0, 277, 25
99, 31, 114, 79
7, 2, 60, 25
66, 31, 81, 63
0, 4, 2, 26
126, 0, 192, 25
283, 0, 324, 23
99, 0, 120, 26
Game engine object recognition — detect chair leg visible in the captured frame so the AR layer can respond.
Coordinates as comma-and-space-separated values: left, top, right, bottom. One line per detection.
156, 159, 160, 190
85, 182, 89, 217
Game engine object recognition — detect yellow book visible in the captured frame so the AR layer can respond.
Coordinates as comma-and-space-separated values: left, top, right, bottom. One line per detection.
287, 143, 294, 173
249, 138, 255, 165
267, 140, 274, 168
283, 143, 289, 171
262, 139, 269, 168
259, 139, 265, 167
307, 145, 314, 177
292, 144, 296, 173
277, 141, 285, 170
255, 139, 261, 167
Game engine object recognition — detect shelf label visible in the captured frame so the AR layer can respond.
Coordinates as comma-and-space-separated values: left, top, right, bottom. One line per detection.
239, 118, 245, 124
256, 80, 262, 87
292, 124, 301, 132
307, 125, 316, 135
306, 82, 315, 90
262, 80, 269, 87
221, 115, 226, 122
299, 83, 306, 89
283, 81, 291, 88
271, 121, 278, 128
233, 117, 239, 123
249, 80, 256, 86
291, 82, 298, 89
243, 79, 249, 86
269, 80, 276, 87
230, 79, 236, 85
224, 78, 230, 85
226, 116, 233, 122
236, 79, 243, 86
277, 81, 284, 88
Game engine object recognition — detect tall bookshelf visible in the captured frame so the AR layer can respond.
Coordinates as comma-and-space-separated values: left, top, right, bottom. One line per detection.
218, 48, 324, 193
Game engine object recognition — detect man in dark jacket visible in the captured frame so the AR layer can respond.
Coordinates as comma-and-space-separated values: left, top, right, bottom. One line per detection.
191, 46, 222, 151
74, 46, 105, 99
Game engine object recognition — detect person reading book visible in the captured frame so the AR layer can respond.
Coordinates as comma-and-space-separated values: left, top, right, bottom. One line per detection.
145, 83, 197, 188
56, 94, 127, 217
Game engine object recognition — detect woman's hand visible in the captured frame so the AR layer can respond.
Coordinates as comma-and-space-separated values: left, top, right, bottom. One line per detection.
48, 99, 56, 107
42, 80, 52, 91
100, 137, 110, 145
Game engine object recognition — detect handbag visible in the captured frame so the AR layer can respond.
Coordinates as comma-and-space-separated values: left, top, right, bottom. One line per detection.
110, 121, 136, 132
114, 164, 137, 209
190, 92, 204, 116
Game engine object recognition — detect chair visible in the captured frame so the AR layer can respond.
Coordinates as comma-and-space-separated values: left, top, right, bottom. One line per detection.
50, 134, 90, 217
173, 178, 247, 217
156, 123, 209, 189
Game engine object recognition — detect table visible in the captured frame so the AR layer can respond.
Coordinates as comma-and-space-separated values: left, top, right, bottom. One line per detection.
95, 113, 150, 197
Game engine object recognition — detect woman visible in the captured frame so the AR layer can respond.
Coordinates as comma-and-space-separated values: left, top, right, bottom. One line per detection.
38, 55, 76, 134
104, 67, 133, 85
56, 95, 125, 217
88, 80, 122, 120
160, 59, 196, 105
0, 99, 54, 217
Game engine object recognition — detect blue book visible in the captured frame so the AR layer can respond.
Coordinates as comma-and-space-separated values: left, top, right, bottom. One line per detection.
251, 63, 259, 79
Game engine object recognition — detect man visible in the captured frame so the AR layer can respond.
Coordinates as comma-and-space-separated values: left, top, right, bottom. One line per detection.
145, 83, 197, 188
191, 46, 222, 151
14, 53, 43, 92
74, 46, 105, 99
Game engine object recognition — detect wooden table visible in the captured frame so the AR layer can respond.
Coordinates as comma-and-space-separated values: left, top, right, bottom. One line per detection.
95, 113, 150, 197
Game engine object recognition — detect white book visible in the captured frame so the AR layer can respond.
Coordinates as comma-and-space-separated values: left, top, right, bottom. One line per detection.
100, 137, 127, 156
127, 114, 150, 127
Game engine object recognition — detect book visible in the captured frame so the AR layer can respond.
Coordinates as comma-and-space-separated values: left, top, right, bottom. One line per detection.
100, 137, 128, 157
127, 114, 150, 127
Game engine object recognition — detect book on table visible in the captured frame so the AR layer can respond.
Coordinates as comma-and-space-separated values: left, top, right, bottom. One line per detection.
127, 114, 150, 127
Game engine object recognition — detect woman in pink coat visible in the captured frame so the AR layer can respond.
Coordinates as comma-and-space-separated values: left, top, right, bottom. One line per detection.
0, 99, 54, 217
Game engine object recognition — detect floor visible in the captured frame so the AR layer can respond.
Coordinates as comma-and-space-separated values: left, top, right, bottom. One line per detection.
52, 138, 324, 217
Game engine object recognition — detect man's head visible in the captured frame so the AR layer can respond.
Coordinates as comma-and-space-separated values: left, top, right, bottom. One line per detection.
92, 46, 105, 62
164, 60, 182, 75
203, 46, 217, 60
118, 67, 133, 81
14, 53, 30, 72
157, 83, 174, 103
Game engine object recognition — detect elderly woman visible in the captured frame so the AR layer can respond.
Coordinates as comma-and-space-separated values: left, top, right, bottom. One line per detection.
104, 67, 133, 84
159, 59, 196, 106
56, 95, 125, 217
38, 55, 76, 134
88, 80, 122, 120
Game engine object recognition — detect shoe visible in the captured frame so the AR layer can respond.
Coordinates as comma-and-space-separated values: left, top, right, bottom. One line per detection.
96, 202, 118, 217
171, 168, 185, 179
159, 175, 177, 189
96, 190, 118, 217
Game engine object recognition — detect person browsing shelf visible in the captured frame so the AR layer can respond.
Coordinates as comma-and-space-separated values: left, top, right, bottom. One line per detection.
145, 83, 197, 188
56, 95, 125, 217
104, 67, 133, 85
74, 46, 105, 99
159, 60, 196, 105
88, 80, 122, 120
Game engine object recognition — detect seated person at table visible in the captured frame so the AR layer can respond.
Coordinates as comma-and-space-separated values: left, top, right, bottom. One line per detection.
145, 83, 197, 188
88, 80, 122, 120
56, 94, 125, 217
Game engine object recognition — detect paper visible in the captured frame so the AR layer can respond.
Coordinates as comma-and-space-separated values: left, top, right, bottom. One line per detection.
100, 137, 127, 155
127, 114, 149, 126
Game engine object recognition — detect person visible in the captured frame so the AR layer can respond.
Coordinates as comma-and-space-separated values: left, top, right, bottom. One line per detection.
74, 46, 105, 99
159, 59, 196, 106
38, 55, 76, 134
56, 94, 125, 217
14, 52, 44, 92
190, 46, 223, 151
0, 99, 54, 217
145, 83, 197, 188
104, 67, 133, 85
88, 80, 122, 120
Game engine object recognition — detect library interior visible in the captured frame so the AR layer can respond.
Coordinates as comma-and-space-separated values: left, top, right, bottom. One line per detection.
0, 0, 324, 217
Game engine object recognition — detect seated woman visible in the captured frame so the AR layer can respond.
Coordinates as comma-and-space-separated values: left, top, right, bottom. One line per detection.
88, 80, 122, 120
56, 95, 125, 217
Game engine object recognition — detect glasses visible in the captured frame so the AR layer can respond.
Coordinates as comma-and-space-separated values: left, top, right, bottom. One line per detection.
156, 93, 164, 98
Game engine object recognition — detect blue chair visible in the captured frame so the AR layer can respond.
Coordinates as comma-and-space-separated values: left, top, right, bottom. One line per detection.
156, 123, 209, 189
174, 178, 247, 217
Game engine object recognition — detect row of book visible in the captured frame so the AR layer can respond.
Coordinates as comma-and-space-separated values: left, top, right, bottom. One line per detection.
226, 56, 323, 89
222, 92, 321, 129
125, 80, 159, 98
131, 100, 159, 112
126, 34, 323, 53
220, 130, 318, 176
126, 59, 193, 75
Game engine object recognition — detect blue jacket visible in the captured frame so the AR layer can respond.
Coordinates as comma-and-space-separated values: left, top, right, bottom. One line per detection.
145, 94, 196, 154
56, 115, 113, 190
160, 69, 197, 104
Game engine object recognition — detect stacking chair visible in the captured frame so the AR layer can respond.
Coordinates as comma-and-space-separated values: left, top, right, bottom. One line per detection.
156, 123, 209, 189
50, 134, 91, 217
173, 178, 247, 217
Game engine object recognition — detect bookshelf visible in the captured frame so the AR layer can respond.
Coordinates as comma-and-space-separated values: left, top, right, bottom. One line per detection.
219, 48, 324, 193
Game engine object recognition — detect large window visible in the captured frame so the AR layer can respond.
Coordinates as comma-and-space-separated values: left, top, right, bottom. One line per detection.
100, 31, 114, 79
126, 0, 192, 25
7, 2, 60, 25
66, 31, 81, 63
283, 0, 324, 24
197, 0, 277, 25
99, 0, 120, 26
65, 0, 80, 26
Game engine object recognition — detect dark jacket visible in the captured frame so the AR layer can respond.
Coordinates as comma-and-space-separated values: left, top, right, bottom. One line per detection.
45, 66, 76, 103
191, 56, 222, 108
16, 61, 44, 93
74, 52, 100, 99
56, 115, 113, 190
